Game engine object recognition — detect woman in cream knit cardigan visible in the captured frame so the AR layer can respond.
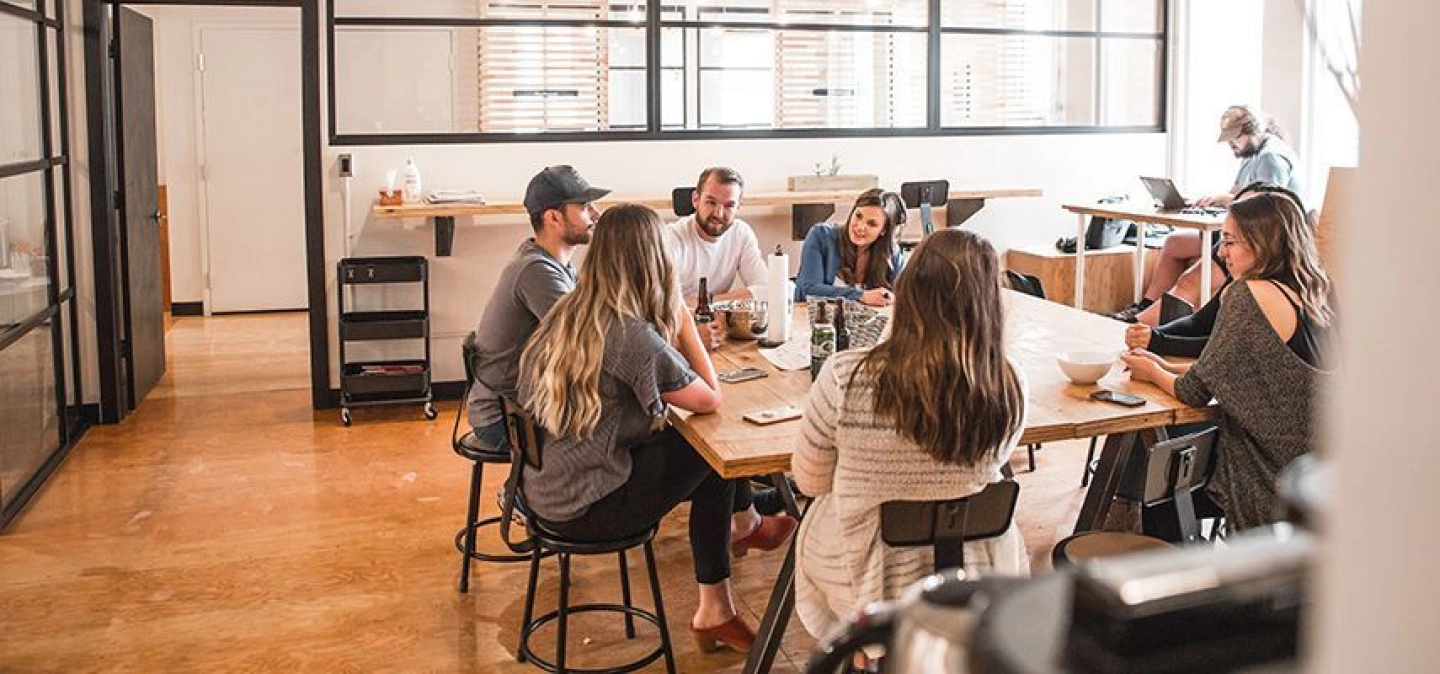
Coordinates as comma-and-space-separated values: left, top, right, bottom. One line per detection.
793, 229, 1031, 641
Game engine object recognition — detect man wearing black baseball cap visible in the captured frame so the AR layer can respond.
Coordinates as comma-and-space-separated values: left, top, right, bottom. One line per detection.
464, 166, 610, 454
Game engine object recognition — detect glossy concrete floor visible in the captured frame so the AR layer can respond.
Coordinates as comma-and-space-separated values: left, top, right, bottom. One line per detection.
0, 312, 1090, 672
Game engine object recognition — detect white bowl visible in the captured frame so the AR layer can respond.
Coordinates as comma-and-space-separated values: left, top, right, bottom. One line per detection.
1056, 351, 1115, 385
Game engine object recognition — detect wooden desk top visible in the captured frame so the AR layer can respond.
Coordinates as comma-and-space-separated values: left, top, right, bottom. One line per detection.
670, 291, 1214, 479
373, 187, 1043, 220
1062, 202, 1225, 231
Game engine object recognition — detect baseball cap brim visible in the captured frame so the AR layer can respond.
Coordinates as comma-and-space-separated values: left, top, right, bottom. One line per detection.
1217, 126, 1244, 143
565, 187, 611, 204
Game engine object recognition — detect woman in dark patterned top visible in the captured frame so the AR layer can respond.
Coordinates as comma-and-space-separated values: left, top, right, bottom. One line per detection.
1121, 192, 1334, 532
1124, 182, 1311, 358
518, 204, 793, 654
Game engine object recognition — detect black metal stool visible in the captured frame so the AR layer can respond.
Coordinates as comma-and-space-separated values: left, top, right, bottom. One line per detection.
453, 332, 530, 594
501, 399, 677, 674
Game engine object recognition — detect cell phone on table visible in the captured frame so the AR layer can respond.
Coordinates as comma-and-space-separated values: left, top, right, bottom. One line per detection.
742, 406, 803, 425
1090, 389, 1146, 407
719, 367, 768, 384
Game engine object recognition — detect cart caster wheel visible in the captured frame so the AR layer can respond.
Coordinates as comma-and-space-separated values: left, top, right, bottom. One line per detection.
424, 403, 438, 420
341, 409, 352, 426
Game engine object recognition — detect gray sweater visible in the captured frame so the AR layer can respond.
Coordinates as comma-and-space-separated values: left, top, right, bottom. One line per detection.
1173, 282, 1331, 531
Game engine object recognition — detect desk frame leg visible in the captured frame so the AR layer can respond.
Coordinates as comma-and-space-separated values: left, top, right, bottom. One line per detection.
1073, 428, 1165, 534
1074, 213, 1088, 309
743, 473, 804, 674
945, 198, 985, 229
1134, 223, 1148, 303
434, 215, 456, 257
1200, 229, 1214, 304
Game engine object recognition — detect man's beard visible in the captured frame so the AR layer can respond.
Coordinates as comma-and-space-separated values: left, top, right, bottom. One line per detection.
562, 228, 592, 245
698, 216, 732, 238
1235, 142, 1261, 159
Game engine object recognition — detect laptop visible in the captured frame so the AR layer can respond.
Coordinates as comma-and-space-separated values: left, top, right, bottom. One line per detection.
1139, 176, 1225, 215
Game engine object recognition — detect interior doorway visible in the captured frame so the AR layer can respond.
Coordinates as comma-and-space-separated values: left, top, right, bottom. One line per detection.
87, 0, 308, 422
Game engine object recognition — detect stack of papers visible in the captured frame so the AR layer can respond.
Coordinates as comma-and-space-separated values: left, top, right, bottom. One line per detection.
426, 190, 486, 205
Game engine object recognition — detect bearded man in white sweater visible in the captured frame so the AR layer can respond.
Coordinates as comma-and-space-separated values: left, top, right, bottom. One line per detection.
663, 166, 768, 305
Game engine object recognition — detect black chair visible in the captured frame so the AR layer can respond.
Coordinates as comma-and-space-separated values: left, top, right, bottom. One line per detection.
499, 399, 676, 674
1052, 427, 1221, 567
1002, 271, 1100, 482
900, 179, 950, 237
880, 479, 1020, 572
452, 332, 530, 594
671, 187, 696, 217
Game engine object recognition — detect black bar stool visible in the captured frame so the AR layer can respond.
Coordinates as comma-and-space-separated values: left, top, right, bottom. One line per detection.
500, 399, 677, 674
453, 332, 530, 594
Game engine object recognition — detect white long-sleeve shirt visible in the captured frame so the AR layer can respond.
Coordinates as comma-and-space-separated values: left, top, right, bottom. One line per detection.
662, 215, 768, 300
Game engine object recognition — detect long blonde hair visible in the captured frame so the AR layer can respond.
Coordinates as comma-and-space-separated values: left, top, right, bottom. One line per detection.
519, 204, 681, 437
1228, 192, 1334, 327
859, 229, 1023, 464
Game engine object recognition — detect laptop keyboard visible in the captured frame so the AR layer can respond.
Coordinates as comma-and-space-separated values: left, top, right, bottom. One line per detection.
1179, 206, 1226, 216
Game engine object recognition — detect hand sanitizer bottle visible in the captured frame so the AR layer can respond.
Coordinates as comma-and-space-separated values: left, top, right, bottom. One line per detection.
402, 158, 423, 203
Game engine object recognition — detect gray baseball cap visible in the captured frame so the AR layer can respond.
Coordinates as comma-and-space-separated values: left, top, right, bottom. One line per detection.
523, 165, 611, 216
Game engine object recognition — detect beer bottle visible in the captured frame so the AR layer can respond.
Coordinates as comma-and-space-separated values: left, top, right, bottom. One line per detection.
810, 301, 835, 381
695, 277, 718, 350
832, 299, 850, 352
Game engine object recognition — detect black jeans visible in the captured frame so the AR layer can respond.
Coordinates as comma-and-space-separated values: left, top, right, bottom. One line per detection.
541, 427, 737, 585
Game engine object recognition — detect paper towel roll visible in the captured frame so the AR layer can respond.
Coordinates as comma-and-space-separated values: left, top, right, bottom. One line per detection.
765, 247, 791, 344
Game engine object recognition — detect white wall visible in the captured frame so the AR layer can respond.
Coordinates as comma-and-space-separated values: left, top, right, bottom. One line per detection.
135, 5, 300, 305
1172, 0, 1265, 196
1311, 2, 1440, 671
325, 133, 1168, 384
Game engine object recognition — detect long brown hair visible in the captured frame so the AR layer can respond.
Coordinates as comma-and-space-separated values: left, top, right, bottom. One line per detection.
838, 188, 905, 289
520, 204, 681, 437
1227, 193, 1334, 327
858, 229, 1024, 465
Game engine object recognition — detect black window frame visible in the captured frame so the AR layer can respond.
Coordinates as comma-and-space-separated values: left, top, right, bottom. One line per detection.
326, 0, 1168, 145
0, 0, 86, 530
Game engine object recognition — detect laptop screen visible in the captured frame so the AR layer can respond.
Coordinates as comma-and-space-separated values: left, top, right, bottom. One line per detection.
1139, 177, 1188, 210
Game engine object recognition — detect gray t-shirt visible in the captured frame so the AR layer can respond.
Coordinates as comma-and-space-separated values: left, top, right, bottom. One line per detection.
466, 239, 576, 429
1233, 135, 1305, 201
518, 316, 697, 522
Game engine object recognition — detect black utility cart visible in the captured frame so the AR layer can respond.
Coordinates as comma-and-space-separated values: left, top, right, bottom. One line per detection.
336, 256, 437, 425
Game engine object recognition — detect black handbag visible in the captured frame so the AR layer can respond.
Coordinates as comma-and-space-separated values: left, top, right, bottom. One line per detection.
1057, 196, 1134, 253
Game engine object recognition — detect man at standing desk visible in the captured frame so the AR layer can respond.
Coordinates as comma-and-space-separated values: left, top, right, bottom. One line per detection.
1112, 105, 1304, 325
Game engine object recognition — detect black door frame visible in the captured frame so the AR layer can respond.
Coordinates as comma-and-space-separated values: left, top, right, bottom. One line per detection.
83, 0, 324, 421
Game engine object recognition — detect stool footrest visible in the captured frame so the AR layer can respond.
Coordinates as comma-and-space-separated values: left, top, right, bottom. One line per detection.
454, 517, 535, 563
519, 604, 668, 674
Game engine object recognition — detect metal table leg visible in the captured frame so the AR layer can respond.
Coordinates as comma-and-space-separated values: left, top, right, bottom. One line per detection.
743, 473, 805, 674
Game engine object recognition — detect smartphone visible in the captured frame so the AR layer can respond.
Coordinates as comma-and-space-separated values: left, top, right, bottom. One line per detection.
742, 406, 803, 425
719, 367, 769, 384
1090, 389, 1146, 407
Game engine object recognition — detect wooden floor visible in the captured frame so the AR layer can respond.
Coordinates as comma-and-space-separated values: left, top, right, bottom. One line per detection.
0, 313, 1093, 672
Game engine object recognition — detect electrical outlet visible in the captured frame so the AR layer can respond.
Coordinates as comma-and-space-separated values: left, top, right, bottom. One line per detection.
338, 154, 353, 177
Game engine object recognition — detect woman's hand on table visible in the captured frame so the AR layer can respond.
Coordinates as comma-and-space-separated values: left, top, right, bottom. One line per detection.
859, 288, 893, 307
1120, 349, 1169, 383
1124, 323, 1152, 349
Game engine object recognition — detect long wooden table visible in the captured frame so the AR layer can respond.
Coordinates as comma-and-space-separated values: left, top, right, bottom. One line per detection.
1061, 202, 1225, 311
669, 291, 1214, 673
374, 187, 1042, 256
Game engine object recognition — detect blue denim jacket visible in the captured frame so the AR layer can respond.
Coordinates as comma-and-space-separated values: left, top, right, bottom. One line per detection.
793, 223, 903, 301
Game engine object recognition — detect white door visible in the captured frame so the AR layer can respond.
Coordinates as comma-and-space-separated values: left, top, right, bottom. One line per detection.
199, 26, 305, 313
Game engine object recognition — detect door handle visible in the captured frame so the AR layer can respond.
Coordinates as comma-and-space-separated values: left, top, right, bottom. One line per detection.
150, 210, 166, 222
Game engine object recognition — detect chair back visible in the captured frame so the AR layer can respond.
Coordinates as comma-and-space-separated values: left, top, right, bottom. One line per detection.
672, 187, 697, 217
452, 331, 481, 451
900, 179, 950, 236
880, 479, 1021, 572
1003, 270, 1046, 300
1140, 427, 1220, 543
497, 397, 546, 553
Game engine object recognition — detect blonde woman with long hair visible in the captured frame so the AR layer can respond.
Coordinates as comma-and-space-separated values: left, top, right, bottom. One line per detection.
792, 229, 1031, 641
1123, 192, 1334, 534
518, 204, 779, 653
